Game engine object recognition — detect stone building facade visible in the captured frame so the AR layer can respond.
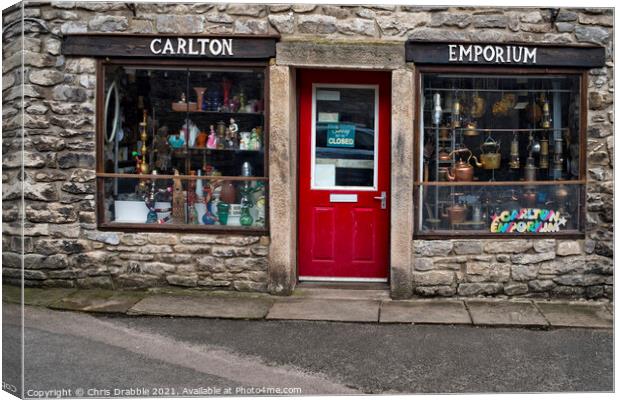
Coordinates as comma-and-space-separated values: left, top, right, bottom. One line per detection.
2, 2, 614, 300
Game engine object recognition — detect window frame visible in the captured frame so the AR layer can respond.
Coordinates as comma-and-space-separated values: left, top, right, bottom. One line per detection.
95, 58, 270, 234
413, 65, 588, 239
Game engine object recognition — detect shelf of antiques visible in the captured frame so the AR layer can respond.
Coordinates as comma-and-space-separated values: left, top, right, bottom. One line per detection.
417, 71, 584, 236
100, 65, 268, 230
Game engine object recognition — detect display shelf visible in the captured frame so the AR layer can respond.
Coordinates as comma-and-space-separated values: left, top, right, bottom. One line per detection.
424, 127, 569, 133
170, 109, 264, 116
423, 87, 574, 93
172, 147, 263, 154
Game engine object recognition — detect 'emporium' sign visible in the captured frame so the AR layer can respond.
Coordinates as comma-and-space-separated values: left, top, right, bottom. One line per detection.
490, 208, 568, 233
448, 44, 536, 64
405, 41, 606, 68
149, 38, 233, 56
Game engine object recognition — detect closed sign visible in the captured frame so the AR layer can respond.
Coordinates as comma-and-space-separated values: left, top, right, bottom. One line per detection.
326, 124, 355, 148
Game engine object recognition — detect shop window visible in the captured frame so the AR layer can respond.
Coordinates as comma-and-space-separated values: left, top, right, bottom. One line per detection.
416, 69, 585, 237
98, 63, 268, 232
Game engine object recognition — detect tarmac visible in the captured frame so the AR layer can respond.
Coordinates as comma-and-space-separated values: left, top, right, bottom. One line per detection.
2, 285, 613, 329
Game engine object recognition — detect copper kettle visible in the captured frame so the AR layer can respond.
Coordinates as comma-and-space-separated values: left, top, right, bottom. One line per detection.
446, 148, 480, 182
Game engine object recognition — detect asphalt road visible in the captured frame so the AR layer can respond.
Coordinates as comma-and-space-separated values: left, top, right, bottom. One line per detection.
2, 303, 613, 397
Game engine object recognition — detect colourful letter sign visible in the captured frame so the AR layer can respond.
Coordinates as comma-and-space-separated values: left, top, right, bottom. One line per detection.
489, 208, 568, 233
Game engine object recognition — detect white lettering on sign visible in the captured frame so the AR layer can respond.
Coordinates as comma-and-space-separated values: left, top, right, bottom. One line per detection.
149, 38, 234, 57
448, 44, 537, 64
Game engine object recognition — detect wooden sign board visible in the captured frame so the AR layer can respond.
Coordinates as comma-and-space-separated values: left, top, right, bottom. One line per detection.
62, 34, 277, 59
406, 41, 606, 68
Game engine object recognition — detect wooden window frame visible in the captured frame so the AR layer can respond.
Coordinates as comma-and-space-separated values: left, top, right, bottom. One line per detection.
413, 65, 588, 239
95, 57, 270, 234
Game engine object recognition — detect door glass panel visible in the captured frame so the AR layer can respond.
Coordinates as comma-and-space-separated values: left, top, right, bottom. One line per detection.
313, 86, 377, 189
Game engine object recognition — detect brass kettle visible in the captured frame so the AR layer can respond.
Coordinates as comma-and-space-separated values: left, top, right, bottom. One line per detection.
478, 137, 501, 170
446, 148, 479, 182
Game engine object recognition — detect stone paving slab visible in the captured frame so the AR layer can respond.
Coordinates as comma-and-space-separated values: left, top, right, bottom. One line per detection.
266, 298, 380, 322
2, 286, 78, 307
128, 295, 273, 319
49, 290, 146, 313
380, 300, 471, 324
535, 302, 613, 328
466, 300, 549, 327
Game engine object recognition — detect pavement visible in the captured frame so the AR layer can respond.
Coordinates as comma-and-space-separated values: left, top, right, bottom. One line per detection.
2, 302, 614, 395
2, 285, 613, 329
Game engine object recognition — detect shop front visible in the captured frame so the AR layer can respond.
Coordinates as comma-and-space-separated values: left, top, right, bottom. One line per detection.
2, 3, 613, 300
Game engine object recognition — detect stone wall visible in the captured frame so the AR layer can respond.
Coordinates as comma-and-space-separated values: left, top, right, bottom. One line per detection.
1, 2, 613, 298
412, 239, 612, 299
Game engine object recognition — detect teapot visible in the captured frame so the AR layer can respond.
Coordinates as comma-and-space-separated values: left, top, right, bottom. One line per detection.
478, 137, 501, 170
446, 148, 480, 182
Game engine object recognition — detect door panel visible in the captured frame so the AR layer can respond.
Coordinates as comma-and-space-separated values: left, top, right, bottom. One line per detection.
298, 70, 391, 280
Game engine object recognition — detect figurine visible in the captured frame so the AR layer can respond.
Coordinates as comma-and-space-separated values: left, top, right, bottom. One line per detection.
229, 118, 239, 147
153, 126, 171, 171
216, 121, 226, 149
196, 130, 208, 147
207, 125, 217, 149
168, 133, 185, 149
249, 128, 260, 151
171, 169, 186, 224
239, 131, 251, 150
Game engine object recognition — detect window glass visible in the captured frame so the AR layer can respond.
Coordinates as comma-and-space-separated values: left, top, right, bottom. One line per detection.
101, 65, 267, 229
417, 72, 583, 235
313, 86, 376, 189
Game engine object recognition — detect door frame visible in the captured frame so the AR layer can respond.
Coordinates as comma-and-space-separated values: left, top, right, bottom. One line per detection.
296, 68, 392, 284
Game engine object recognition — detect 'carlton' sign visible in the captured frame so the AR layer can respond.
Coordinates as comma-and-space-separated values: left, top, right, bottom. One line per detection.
405, 41, 606, 68
62, 34, 276, 59
149, 38, 233, 56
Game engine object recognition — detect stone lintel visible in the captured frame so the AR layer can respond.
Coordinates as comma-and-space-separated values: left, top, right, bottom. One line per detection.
276, 40, 406, 70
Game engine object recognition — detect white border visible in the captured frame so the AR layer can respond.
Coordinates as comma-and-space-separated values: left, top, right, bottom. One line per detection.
310, 83, 380, 191
298, 276, 388, 283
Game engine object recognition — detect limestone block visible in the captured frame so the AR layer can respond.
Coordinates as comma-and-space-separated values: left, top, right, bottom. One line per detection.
412, 271, 455, 286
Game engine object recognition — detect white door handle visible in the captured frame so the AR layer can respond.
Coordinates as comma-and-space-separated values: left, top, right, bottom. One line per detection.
373, 191, 386, 209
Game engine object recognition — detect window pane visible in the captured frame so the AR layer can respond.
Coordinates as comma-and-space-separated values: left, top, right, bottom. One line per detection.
418, 72, 583, 235
102, 176, 267, 228
313, 87, 376, 188
417, 183, 583, 235
101, 65, 267, 230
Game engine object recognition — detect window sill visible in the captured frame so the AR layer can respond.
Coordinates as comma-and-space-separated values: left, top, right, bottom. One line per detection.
97, 222, 268, 235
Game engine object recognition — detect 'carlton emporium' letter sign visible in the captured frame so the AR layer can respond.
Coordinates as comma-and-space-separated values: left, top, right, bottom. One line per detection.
405, 41, 606, 68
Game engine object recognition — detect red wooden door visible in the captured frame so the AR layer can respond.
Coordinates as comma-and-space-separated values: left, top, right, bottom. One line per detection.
298, 69, 390, 281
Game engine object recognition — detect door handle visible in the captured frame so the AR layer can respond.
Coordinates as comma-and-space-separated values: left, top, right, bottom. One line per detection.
373, 191, 387, 209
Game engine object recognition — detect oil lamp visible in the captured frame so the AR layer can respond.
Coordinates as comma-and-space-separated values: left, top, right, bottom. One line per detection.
451, 97, 461, 128
432, 93, 442, 126
509, 132, 520, 169
539, 133, 549, 169
540, 94, 551, 129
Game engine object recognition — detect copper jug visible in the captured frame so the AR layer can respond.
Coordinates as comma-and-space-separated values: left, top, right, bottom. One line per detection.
446, 148, 480, 182
463, 121, 478, 137
442, 203, 467, 225
439, 124, 451, 140
438, 148, 452, 162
